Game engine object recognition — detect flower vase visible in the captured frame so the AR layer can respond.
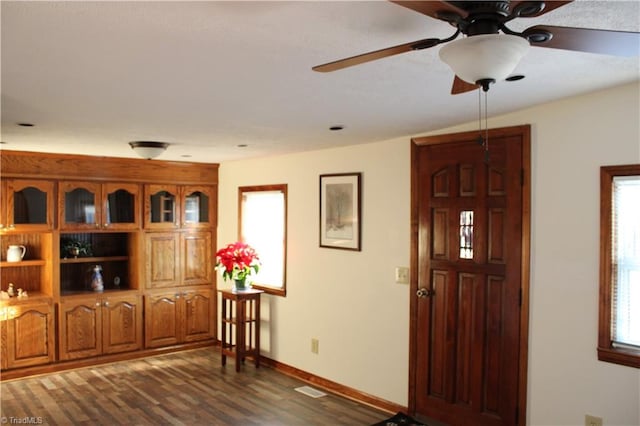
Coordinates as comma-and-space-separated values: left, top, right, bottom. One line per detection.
234, 278, 249, 291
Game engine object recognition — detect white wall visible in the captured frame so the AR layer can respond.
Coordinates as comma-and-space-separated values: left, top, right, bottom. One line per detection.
218, 81, 640, 426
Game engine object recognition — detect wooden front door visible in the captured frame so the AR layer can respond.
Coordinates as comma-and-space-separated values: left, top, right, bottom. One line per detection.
410, 125, 530, 426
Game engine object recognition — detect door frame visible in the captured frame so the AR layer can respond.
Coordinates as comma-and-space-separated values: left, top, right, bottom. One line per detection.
408, 124, 531, 424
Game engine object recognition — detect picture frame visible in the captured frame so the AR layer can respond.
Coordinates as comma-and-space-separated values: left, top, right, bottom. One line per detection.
319, 172, 361, 251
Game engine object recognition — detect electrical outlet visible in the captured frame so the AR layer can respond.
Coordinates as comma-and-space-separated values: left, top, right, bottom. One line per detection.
585, 414, 603, 426
395, 267, 409, 284
311, 338, 319, 354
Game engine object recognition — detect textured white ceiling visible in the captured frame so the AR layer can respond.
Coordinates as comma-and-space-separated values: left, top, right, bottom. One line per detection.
1, 1, 639, 163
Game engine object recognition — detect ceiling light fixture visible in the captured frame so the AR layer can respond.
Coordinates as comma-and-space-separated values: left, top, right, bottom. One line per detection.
439, 34, 530, 92
439, 34, 529, 162
129, 141, 169, 160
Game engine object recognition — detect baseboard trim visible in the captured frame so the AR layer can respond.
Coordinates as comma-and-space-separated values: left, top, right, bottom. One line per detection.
260, 356, 406, 415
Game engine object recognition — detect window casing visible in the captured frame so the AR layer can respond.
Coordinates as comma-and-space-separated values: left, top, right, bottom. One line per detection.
598, 164, 640, 368
239, 185, 287, 296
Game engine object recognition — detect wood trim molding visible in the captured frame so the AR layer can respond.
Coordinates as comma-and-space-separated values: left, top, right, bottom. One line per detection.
0, 150, 218, 185
260, 356, 405, 415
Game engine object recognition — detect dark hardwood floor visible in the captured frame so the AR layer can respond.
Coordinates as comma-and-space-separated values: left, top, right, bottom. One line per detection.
0, 348, 391, 425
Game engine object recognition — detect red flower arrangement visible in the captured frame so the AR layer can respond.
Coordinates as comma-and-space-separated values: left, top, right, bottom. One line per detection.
215, 242, 260, 282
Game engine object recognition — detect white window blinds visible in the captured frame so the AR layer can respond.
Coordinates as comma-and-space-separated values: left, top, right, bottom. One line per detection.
612, 176, 640, 348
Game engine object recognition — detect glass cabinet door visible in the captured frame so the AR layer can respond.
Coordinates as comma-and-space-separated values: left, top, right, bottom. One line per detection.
4, 180, 54, 231
103, 183, 140, 230
145, 184, 179, 229
181, 186, 215, 229
59, 181, 101, 230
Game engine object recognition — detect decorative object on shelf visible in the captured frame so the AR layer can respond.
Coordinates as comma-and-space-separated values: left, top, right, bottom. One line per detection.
215, 242, 260, 291
16, 288, 27, 299
7, 283, 15, 297
91, 265, 104, 292
129, 141, 170, 160
6, 245, 26, 262
61, 238, 92, 258
319, 172, 362, 251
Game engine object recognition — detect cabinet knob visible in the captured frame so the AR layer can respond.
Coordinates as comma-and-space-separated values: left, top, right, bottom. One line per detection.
175, 294, 181, 299
103, 223, 109, 228
104, 301, 110, 307
95, 223, 100, 229
95, 302, 101, 307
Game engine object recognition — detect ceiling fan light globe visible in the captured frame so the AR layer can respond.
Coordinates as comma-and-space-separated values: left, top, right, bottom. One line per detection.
439, 34, 530, 85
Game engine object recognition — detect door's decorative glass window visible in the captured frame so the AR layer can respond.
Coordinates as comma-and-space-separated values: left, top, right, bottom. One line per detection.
460, 210, 474, 259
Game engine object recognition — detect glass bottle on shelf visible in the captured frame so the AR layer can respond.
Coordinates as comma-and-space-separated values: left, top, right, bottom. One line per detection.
91, 265, 104, 292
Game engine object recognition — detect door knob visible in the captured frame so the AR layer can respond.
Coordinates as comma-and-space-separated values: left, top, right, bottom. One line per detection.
416, 288, 433, 298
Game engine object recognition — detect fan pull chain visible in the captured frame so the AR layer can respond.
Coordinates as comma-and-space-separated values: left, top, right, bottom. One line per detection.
476, 87, 490, 163
484, 89, 489, 163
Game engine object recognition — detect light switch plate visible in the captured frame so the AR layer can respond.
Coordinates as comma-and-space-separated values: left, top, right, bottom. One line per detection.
395, 267, 409, 284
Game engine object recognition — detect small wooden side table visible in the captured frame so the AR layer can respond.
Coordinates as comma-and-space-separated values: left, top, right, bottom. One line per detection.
219, 288, 263, 372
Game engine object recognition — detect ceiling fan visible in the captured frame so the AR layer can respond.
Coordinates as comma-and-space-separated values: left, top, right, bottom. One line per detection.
312, 1, 640, 94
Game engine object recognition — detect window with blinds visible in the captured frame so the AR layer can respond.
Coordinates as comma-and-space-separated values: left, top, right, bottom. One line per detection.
611, 176, 640, 349
599, 165, 640, 368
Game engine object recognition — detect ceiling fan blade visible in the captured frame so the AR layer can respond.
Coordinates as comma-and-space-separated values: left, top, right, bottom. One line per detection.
451, 76, 478, 95
527, 25, 640, 57
509, 1, 573, 18
312, 38, 440, 72
389, 1, 468, 19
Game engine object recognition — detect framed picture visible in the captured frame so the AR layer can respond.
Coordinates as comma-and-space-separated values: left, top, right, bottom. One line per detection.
319, 172, 361, 251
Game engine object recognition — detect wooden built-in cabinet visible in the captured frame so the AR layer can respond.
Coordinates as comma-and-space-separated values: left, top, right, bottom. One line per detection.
0, 150, 218, 378
0, 178, 56, 371
58, 293, 142, 360
0, 300, 55, 370
144, 288, 214, 348
59, 181, 140, 231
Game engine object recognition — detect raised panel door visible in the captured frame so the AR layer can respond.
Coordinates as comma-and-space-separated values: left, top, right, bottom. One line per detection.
183, 289, 214, 343
144, 292, 181, 348
4, 303, 55, 369
102, 294, 142, 354
413, 130, 526, 426
58, 298, 102, 360
182, 232, 211, 286
145, 232, 180, 288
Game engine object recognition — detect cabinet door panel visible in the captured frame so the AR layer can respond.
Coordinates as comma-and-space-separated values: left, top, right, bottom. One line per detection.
102, 295, 142, 354
181, 186, 216, 229
145, 233, 180, 288
183, 290, 214, 342
144, 293, 181, 348
59, 181, 102, 230
182, 232, 211, 286
5, 180, 54, 231
103, 183, 140, 230
3, 303, 55, 369
59, 299, 102, 360
144, 185, 180, 230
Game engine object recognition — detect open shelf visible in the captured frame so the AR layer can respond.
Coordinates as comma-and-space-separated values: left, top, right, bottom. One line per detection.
60, 256, 128, 264
0, 260, 46, 268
